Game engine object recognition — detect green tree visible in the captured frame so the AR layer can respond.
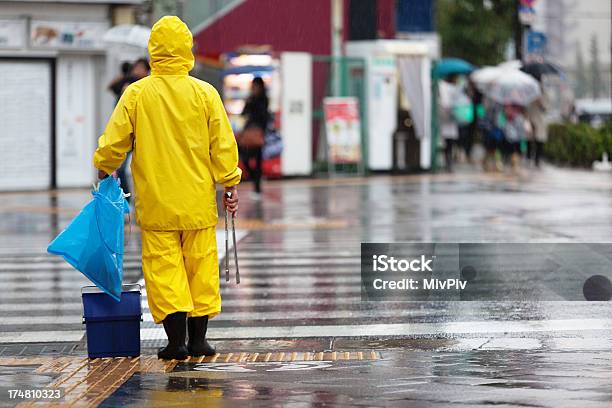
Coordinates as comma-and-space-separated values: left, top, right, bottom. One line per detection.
574, 43, 588, 98
589, 34, 602, 99
436, 0, 516, 66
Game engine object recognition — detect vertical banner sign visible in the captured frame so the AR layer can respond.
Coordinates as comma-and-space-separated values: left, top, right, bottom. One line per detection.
323, 97, 362, 164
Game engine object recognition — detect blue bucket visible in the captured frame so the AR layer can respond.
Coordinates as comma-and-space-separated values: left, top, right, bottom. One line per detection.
82, 284, 142, 358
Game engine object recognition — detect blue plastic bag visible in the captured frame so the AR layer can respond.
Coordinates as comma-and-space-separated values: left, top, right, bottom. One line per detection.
48, 177, 129, 302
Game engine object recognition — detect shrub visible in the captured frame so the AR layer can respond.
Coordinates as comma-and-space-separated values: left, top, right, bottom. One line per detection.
545, 123, 612, 167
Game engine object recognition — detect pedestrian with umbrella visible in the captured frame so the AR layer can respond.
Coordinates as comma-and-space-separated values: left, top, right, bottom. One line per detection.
526, 94, 548, 168
521, 60, 561, 168
438, 75, 461, 171
433, 59, 475, 170
502, 104, 530, 172
471, 66, 506, 171
485, 70, 541, 173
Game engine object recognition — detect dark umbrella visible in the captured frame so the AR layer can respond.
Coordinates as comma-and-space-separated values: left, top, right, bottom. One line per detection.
520, 61, 562, 81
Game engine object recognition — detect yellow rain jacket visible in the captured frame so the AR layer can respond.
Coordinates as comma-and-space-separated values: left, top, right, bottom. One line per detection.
93, 16, 241, 230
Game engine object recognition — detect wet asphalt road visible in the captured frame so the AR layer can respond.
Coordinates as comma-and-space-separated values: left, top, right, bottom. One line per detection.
1, 164, 612, 406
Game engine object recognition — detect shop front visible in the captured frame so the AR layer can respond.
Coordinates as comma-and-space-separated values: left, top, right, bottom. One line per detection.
0, 1, 139, 191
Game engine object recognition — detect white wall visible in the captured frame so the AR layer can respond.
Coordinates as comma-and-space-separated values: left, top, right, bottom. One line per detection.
280, 52, 312, 176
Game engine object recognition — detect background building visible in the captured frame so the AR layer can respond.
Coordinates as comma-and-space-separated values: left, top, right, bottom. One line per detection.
0, 0, 143, 191
532, 0, 611, 99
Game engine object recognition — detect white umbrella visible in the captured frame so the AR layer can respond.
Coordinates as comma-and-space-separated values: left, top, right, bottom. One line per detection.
103, 25, 151, 48
498, 59, 522, 70
486, 70, 541, 106
471, 66, 507, 92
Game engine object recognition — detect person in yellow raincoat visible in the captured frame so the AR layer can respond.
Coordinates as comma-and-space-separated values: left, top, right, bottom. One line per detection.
93, 16, 240, 360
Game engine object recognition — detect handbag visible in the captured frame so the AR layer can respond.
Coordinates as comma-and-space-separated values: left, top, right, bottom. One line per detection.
239, 126, 265, 149
262, 129, 283, 160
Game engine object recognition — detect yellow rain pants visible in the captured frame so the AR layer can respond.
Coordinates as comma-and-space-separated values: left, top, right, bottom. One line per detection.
93, 16, 240, 324
141, 228, 220, 324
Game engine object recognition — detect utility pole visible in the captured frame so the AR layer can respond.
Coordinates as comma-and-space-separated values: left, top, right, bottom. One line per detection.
514, 0, 523, 61
331, 0, 344, 96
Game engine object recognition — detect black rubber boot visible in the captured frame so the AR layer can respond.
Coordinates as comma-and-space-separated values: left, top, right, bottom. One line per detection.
187, 316, 216, 357
157, 312, 188, 360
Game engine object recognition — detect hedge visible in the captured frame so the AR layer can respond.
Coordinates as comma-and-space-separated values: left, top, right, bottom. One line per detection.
545, 123, 612, 167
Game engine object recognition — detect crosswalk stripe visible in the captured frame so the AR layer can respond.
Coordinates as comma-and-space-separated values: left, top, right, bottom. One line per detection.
0, 297, 363, 312
0, 308, 442, 325
0, 286, 361, 300
0, 265, 358, 276
0, 275, 362, 290
0, 291, 361, 305
0, 268, 359, 280
0, 258, 359, 271
140, 318, 612, 340
0, 331, 84, 343
0, 252, 359, 263
0, 262, 145, 271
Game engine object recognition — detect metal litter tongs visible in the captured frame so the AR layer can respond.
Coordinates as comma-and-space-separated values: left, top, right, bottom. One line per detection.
224, 191, 240, 284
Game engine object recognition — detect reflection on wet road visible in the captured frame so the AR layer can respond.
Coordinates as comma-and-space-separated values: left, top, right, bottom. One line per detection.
101, 350, 612, 407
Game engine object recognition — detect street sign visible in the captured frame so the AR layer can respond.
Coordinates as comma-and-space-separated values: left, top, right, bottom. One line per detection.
527, 31, 547, 54
518, 5, 536, 25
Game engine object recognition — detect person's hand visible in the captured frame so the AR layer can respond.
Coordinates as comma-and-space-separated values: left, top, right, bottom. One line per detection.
223, 185, 239, 215
97, 169, 108, 180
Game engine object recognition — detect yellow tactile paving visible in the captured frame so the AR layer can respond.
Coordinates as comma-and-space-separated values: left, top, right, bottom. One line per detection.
193, 351, 379, 363
3, 351, 379, 407
8, 356, 165, 408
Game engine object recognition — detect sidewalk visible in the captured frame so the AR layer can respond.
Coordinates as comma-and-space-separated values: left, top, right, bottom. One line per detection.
2, 336, 612, 407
